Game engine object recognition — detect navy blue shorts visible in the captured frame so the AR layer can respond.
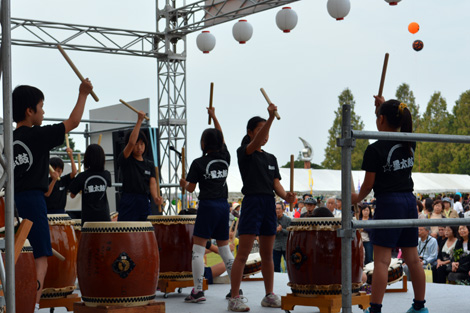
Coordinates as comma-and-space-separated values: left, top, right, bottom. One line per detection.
193, 199, 229, 240
15, 190, 52, 259
118, 193, 151, 221
238, 195, 276, 236
204, 267, 213, 284
371, 192, 418, 248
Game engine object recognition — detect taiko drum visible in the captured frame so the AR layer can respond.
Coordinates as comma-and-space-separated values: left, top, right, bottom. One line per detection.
77, 222, 159, 307
286, 218, 364, 296
1, 239, 37, 313
72, 219, 82, 244
148, 215, 195, 280
42, 214, 78, 299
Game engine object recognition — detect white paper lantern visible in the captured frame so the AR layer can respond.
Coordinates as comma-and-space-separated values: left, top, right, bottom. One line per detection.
385, 0, 401, 5
196, 31, 216, 54
232, 20, 253, 44
276, 7, 298, 33
327, 0, 351, 21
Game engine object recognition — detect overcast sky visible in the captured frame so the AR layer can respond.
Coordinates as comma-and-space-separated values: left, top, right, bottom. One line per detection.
6, 0, 470, 171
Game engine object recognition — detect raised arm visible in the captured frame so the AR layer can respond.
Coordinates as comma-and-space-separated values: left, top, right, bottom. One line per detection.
207, 107, 224, 142
246, 103, 276, 155
62, 79, 93, 133
122, 111, 146, 159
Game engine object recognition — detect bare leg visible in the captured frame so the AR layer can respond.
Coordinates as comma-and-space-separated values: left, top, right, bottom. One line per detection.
35, 256, 48, 303
230, 234, 255, 298
370, 245, 391, 305
211, 262, 228, 278
258, 235, 275, 295
401, 247, 426, 301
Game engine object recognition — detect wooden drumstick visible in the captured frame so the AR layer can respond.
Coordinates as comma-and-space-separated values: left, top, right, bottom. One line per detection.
57, 44, 99, 102
77, 153, 82, 173
52, 248, 65, 261
208, 82, 214, 125
260, 88, 281, 120
181, 147, 186, 195
376, 53, 389, 115
155, 166, 162, 213
119, 99, 150, 121
98, 134, 102, 146
289, 154, 294, 212
49, 165, 61, 181
65, 134, 70, 149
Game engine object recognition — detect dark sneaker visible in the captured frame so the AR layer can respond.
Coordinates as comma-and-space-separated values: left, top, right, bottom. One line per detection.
184, 288, 206, 303
226, 289, 244, 300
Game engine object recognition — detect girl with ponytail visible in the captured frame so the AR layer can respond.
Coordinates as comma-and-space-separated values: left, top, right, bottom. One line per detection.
353, 96, 427, 313
227, 102, 295, 312
179, 107, 234, 303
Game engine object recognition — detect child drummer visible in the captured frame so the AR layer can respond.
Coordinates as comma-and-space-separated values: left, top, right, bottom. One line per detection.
13, 80, 93, 312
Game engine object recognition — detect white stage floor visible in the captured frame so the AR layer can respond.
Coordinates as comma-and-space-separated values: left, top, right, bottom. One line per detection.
45, 273, 468, 313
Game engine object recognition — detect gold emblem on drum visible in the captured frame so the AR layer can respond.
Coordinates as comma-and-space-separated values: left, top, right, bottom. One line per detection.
290, 246, 307, 270
112, 252, 136, 279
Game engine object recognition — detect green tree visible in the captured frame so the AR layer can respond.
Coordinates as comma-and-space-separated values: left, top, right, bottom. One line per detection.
395, 83, 420, 132
448, 90, 470, 174
415, 92, 451, 173
281, 154, 324, 169
321, 88, 369, 170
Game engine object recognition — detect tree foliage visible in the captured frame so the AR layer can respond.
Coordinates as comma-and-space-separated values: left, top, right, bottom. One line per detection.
321, 88, 369, 170
395, 83, 420, 132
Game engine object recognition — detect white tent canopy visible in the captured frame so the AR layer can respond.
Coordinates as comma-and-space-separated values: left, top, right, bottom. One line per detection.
225, 167, 470, 199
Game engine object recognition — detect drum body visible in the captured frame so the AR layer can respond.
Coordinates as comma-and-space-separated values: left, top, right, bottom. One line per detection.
1, 240, 37, 313
364, 258, 404, 285
72, 219, 82, 244
42, 214, 78, 299
77, 222, 159, 307
148, 215, 195, 280
286, 218, 363, 296
243, 252, 262, 276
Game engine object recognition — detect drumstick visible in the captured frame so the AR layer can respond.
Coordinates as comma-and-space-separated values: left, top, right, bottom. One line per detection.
181, 147, 186, 195
49, 165, 61, 181
289, 154, 294, 212
52, 248, 65, 261
155, 166, 162, 213
57, 44, 99, 102
208, 82, 214, 125
77, 153, 82, 173
260, 88, 281, 120
65, 133, 70, 149
98, 134, 102, 146
377, 53, 389, 115
119, 99, 150, 121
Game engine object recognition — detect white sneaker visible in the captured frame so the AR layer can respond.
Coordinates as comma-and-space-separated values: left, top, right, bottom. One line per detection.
227, 296, 250, 312
34, 303, 40, 313
261, 293, 281, 308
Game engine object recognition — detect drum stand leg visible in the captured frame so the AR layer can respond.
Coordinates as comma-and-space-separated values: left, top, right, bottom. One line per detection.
39, 293, 81, 312
73, 301, 165, 312
281, 293, 370, 313
157, 279, 208, 298
385, 275, 408, 293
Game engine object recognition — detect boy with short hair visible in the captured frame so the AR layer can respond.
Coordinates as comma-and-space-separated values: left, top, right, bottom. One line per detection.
45, 148, 77, 214
13, 79, 93, 312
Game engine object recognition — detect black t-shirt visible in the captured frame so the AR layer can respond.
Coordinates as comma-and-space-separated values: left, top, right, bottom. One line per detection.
186, 144, 230, 200
362, 140, 416, 196
117, 152, 156, 195
45, 174, 73, 213
13, 123, 65, 193
68, 170, 111, 225
237, 144, 281, 196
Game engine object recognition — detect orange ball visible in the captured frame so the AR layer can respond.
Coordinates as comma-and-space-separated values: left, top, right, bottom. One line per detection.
408, 22, 419, 34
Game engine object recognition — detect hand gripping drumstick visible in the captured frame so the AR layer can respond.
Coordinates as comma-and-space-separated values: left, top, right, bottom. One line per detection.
289, 154, 294, 212
49, 165, 60, 181
57, 45, 99, 102
208, 82, 214, 125
119, 99, 150, 121
260, 88, 281, 120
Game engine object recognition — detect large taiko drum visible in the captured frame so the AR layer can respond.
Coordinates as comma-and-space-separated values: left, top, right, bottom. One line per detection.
1, 239, 37, 313
148, 215, 195, 281
286, 218, 364, 296
77, 222, 159, 307
42, 214, 78, 299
